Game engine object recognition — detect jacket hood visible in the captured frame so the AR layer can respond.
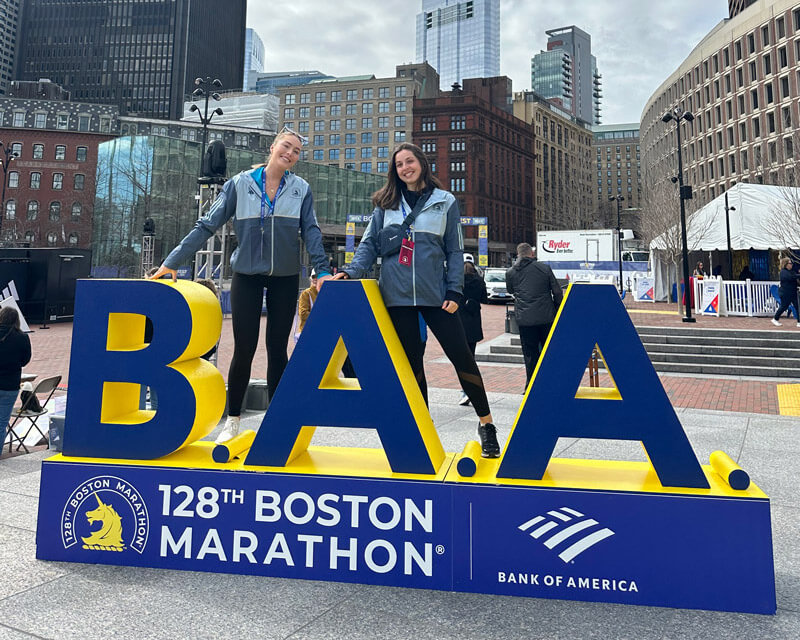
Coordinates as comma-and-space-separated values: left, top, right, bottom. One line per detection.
515, 256, 536, 269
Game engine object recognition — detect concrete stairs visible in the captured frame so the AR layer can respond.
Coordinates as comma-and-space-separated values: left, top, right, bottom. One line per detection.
476, 326, 800, 378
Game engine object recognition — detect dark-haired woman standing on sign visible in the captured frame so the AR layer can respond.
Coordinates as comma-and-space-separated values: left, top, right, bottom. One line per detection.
334, 143, 500, 458
150, 128, 332, 443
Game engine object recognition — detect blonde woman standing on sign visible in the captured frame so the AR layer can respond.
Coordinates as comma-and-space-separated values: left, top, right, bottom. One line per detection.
151, 129, 332, 442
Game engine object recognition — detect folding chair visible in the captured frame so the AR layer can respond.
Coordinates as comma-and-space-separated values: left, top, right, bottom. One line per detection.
6, 375, 62, 454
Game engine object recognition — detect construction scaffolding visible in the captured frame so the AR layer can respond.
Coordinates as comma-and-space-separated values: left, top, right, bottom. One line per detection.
140, 234, 155, 277
193, 181, 228, 292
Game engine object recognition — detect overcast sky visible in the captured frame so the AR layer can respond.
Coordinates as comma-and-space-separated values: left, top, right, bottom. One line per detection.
247, 0, 729, 124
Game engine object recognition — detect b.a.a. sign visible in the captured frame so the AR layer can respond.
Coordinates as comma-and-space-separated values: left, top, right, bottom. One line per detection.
35, 280, 776, 614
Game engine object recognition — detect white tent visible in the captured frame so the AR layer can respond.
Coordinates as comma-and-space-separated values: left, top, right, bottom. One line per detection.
648, 182, 798, 300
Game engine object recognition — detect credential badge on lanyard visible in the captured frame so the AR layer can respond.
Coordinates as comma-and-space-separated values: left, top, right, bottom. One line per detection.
398, 200, 414, 267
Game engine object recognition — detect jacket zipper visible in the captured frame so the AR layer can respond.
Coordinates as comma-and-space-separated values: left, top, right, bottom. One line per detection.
269, 213, 274, 276
412, 226, 417, 306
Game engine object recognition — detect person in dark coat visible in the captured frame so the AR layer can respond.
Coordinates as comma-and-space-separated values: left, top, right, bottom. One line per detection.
457, 260, 488, 405
506, 243, 563, 390
738, 264, 755, 281
771, 256, 800, 327
0, 307, 32, 436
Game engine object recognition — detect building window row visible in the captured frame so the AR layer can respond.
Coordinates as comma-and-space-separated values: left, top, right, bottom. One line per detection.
14, 171, 85, 191
10, 111, 95, 131
4, 143, 86, 162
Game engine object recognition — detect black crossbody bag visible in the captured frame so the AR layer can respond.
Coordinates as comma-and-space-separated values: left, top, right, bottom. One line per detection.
378, 192, 431, 258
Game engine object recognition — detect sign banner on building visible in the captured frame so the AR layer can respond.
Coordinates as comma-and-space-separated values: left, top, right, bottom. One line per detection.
460, 217, 488, 226
346, 214, 373, 224
461, 218, 489, 267
478, 225, 489, 267
345, 222, 355, 265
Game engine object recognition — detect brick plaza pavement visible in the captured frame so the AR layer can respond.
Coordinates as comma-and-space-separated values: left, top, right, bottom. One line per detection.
21, 295, 796, 416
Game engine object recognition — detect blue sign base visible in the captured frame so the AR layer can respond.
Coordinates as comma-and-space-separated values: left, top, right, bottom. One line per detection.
36, 451, 776, 615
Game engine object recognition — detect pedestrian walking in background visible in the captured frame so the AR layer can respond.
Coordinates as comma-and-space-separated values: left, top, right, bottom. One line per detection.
457, 260, 488, 406
506, 243, 563, 391
771, 256, 800, 327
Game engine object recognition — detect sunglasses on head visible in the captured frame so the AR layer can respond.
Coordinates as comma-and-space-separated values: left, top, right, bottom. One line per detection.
279, 125, 308, 146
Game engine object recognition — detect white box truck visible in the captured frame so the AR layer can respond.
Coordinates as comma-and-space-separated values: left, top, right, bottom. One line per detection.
537, 229, 649, 285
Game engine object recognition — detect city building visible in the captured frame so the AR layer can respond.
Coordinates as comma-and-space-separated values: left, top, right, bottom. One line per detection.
416, 0, 500, 90
252, 71, 335, 95
513, 91, 595, 232
0, 0, 21, 95
183, 91, 279, 132
640, 0, 800, 212
243, 29, 265, 91
0, 87, 118, 248
278, 63, 440, 175
14, 0, 246, 120
730, 0, 759, 17
592, 123, 642, 229
531, 26, 602, 125
414, 77, 535, 264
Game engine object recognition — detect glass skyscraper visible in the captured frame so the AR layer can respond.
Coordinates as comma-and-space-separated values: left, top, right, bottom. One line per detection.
15, 0, 246, 120
0, 0, 21, 94
415, 0, 500, 90
243, 28, 265, 91
531, 25, 602, 125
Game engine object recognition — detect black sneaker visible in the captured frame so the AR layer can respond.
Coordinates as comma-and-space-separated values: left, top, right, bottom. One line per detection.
477, 422, 500, 458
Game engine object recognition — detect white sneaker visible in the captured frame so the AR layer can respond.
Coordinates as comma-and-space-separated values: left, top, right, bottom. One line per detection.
215, 416, 240, 444
795, 323, 800, 328
458, 392, 471, 406
771, 318, 782, 326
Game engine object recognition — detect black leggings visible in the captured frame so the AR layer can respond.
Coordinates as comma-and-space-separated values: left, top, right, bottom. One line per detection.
387, 306, 490, 418
228, 272, 299, 415
774, 293, 798, 321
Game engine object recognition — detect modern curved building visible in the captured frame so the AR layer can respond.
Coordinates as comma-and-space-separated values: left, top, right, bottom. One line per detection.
641, 0, 800, 213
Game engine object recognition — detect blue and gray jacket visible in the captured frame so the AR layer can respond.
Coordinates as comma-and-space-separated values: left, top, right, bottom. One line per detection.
164, 168, 330, 277
344, 188, 464, 307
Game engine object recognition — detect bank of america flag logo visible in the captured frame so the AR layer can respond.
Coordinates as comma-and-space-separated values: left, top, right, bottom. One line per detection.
519, 507, 615, 563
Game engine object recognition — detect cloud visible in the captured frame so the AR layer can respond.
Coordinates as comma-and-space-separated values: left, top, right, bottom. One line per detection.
249, 0, 728, 123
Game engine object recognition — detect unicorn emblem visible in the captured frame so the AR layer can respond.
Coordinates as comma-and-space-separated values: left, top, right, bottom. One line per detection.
81, 493, 126, 552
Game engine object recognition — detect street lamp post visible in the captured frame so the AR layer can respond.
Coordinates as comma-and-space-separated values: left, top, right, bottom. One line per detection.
609, 194, 625, 295
662, 107, 696, 323
189, 77, 224, 177
0, 140, 19, 241
724, 191, 736, 279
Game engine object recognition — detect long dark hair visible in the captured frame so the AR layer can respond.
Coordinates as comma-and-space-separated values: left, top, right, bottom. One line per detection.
0, 306, 21, 337
372, 142, 443, 210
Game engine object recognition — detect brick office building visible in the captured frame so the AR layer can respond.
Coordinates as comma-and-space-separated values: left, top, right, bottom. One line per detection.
513, 91, 595, 233
278, 63, 440, 175
413, 77, 535, 265
0, 82, 118, 247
